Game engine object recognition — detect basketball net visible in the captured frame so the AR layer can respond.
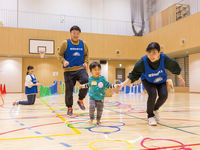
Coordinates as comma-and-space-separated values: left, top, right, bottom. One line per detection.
39, 49, 45, 58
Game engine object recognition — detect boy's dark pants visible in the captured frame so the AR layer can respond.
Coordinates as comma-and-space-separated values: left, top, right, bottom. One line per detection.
89, 99, 104, 121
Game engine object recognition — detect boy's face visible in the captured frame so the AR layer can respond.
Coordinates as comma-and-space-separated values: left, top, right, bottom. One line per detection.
147, 49, 160, 62
70, 30, 80, 42
91, 66, 101, 78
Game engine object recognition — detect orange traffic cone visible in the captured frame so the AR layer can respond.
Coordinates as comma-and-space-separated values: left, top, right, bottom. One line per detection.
2, 84, 6, 94
0, 84, 2, 94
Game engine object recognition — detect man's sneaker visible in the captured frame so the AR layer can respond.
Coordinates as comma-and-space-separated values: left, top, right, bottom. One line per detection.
154, 110, 160, 121
77, 100, 86, 110
67, 107, 73, 116
148, 117, 157, 126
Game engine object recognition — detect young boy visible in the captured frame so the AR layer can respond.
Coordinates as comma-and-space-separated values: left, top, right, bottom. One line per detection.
80, 62, 119, 125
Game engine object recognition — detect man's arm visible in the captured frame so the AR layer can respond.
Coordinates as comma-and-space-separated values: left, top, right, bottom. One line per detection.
83, 42, 89, 69
57, 40, 67, 64
83, 42, 89, 64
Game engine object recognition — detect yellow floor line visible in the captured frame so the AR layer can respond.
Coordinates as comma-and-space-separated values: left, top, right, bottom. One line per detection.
40, 98, 81, 134
0, 97, 81, 141
0, 133, 78, 141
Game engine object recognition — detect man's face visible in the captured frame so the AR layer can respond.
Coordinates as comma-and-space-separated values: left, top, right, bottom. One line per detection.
147, 49, 160, 62
70, 30, 80, 42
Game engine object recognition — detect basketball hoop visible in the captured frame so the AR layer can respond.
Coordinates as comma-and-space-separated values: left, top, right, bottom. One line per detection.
29, 40, 54, 57
39, 49, 45, 58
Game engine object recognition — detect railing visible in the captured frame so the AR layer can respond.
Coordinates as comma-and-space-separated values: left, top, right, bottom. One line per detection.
0, 9, 143, 36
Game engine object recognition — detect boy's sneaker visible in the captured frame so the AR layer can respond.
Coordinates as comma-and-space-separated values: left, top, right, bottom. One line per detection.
96, 120, 101, 126
77, 100, 86, 110
67, 107, 73, 116
148, 117, 157, 126
89, 119, 94, 124
153, 110, 160, 121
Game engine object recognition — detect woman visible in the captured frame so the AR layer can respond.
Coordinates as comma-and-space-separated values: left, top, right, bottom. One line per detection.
13, 66, 39, 105
120, 42, 185, 126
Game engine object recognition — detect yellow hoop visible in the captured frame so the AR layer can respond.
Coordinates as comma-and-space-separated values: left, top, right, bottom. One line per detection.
89, 139, 133, 150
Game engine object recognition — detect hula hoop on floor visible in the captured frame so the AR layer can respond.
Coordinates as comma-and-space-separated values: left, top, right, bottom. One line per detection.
89, 139, 133, 150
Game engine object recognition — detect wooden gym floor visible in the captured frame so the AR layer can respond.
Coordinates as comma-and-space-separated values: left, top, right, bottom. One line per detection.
0, 92, 200, 150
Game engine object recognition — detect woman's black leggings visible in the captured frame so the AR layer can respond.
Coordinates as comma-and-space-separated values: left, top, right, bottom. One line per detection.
142, 80, 168, 118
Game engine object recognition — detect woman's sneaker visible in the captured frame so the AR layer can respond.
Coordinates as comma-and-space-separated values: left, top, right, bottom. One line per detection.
148, 117, 157, 126
153, 110, 160, 121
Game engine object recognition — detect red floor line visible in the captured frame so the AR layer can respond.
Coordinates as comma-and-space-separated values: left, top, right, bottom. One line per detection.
0, 119, 93, 136
0, 127, 27, 135
0, 114, 68, 120
0, 115, 57, 120
28, 121, 64, 128
104, 117, 200, 123
0, 117, 116, 136
161, 118, 200, 122
0, 121, 64, 135
141, 143, 200, 150
1, 113, 200, 122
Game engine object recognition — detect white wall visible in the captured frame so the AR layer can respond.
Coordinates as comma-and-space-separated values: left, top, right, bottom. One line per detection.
153, 0, 200, 15
1, 0, 200, 35
154, 0, 182, 13
143, 0, 200, 33
0, 57, 22, 92
189, 53, 200, 92
101, 63, 108, 80
0, 0, 135, 35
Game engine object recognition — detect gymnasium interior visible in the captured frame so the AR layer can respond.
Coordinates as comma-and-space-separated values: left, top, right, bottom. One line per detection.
1, 0, 200, 149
